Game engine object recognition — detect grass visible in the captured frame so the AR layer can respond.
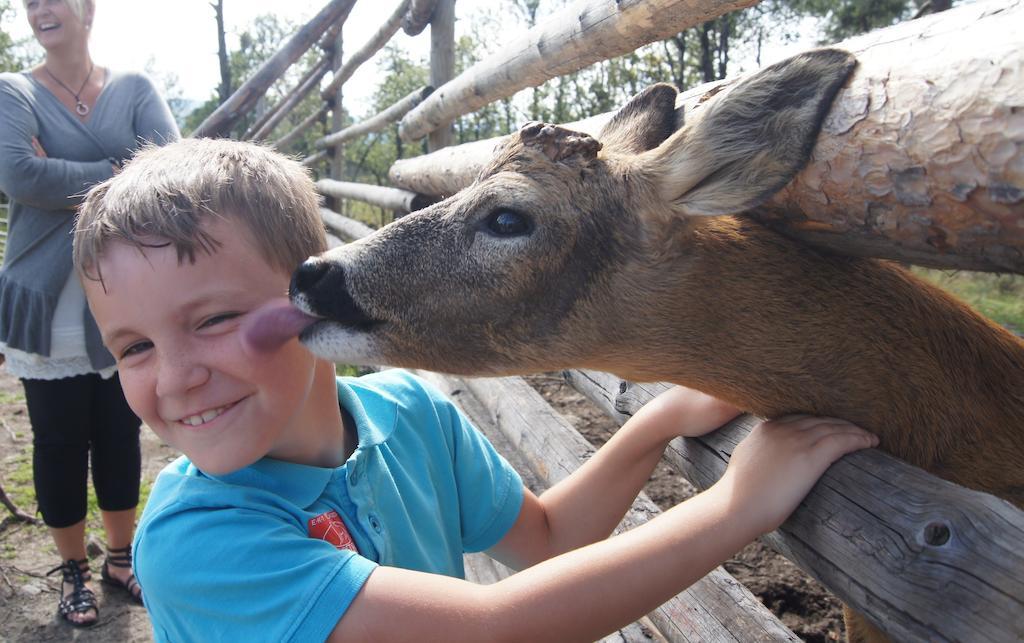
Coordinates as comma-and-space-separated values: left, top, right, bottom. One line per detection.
913, 268, 1024, 333
3, 441, 154, 529
5, 448, 35, 511
0, 389, 25, 405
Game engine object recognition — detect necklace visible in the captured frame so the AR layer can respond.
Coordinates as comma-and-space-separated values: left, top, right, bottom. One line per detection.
43, 63, 94, 116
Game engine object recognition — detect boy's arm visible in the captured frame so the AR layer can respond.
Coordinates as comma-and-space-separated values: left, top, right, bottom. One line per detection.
491, 386, 740, 569
330, 413, 877, 642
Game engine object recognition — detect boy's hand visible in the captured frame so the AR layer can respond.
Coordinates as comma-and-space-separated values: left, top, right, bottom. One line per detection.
720, 415, 878, 534
637, 386, 741, 442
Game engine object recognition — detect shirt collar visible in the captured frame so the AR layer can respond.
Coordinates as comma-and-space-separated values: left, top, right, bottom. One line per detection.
195, 376, 398, 506
337, 376, 396, 447
211, 458, 335, 507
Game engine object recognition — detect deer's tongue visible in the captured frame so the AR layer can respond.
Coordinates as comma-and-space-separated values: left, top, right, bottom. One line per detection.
242, 298, 320, 354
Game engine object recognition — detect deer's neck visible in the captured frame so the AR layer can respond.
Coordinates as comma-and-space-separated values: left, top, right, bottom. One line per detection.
601, 217, 1024, 493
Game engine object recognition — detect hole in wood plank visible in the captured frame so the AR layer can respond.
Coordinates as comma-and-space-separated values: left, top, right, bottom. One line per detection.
923, 521, 952, 547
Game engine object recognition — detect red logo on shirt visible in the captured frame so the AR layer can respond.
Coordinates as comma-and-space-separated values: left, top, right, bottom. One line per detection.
308, 510, 358, 553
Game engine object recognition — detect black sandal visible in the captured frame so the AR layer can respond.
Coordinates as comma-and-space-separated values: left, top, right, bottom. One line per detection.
101, 544, 144, 606
47, 558, 98, 627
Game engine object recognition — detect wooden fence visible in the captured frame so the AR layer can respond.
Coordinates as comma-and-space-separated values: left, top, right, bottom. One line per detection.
208, 0, 1024, 640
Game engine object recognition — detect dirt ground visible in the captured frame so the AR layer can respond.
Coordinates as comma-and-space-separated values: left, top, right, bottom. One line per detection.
0, 368, 844, 642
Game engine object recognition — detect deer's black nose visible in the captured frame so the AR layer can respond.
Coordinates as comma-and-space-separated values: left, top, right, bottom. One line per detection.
291, 258, 334, 295
290, 258, 375, 327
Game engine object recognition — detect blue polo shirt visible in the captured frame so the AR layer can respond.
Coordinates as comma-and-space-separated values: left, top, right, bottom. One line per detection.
134, 369, 524, 642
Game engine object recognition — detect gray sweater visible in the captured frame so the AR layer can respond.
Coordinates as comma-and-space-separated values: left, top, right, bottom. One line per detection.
0, 69, 179, 371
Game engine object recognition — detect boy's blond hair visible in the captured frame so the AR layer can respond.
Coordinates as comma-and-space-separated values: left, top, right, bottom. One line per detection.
74, 138, 327, 281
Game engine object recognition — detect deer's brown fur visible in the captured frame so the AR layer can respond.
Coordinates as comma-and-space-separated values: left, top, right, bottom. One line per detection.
290, 49, 1024, 640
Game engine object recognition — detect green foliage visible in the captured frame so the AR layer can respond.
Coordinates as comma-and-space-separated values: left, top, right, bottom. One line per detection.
914, 268, 1024, 334
787, 0, 915, 43
0, 0, 41, 73
0, 387, 24, 405
5, 447, 35, 511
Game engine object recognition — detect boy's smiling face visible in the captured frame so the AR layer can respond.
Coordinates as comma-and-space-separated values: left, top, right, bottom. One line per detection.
83, 217, 344, 475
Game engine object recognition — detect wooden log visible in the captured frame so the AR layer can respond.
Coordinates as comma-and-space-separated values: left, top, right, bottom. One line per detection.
566, 369, 1024, 643
319, 207, 377, 242
325, 232, 344, 249
0, 481, 38, 525
246, 57, 332, 142
243, 20, 343, 141
427, 0, 455, 151
193, 0, 356, 139
390, 0, 1024, 273
302, 150, 328, 167
315, 178, 433, 213
402, 0, 438, 36
319, 0, 411, 103
416, 370, 800, 643
316, 86, 433, 150
273, 105, 329, 151
397, 0, 757, 142
328, 27, 345, 189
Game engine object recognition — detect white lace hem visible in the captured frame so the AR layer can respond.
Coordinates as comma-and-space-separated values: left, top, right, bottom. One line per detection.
0, 342, 117, 380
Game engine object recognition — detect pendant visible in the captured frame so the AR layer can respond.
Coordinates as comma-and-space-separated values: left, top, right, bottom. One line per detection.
75, 101, 89, 116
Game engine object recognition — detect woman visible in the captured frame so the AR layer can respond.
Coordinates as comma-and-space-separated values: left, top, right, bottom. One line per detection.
0, 0, 179, 627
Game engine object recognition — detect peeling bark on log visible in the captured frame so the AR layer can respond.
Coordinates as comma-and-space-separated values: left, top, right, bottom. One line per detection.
315, 179, 433, 213
193, 0, 355, 139
402, 0, 438, 36
390, 0, 1024, 273
319, 0, 411, 103
567, 369, 1024, 643
759, 0, 1024, 273
398, 0, 757, 142
316, 86, 432, 150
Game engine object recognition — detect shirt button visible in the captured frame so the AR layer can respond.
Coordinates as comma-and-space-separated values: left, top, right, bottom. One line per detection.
369, 515, 382, 533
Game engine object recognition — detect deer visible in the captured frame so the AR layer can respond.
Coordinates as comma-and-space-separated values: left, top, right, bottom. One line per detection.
285, 49, 1024, 642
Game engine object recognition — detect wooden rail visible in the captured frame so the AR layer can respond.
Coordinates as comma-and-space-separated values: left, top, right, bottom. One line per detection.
318, 0, 412, 103
246, 57, 332, 142
316, 86, 433, 150
566, 370, 1024, 642
315, 179, 433, 213
194, 0, 356, 138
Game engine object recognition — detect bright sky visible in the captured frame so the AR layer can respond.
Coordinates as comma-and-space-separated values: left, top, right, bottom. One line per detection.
4, 0, 437, 115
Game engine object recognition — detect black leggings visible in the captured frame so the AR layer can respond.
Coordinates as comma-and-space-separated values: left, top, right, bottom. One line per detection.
22, 373, 142, 529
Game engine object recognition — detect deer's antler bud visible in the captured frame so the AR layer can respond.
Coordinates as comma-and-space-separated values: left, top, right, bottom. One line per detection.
519, 122, 602, 164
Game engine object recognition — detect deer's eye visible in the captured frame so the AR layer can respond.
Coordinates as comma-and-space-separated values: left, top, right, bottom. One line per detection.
485, 210, 533, 237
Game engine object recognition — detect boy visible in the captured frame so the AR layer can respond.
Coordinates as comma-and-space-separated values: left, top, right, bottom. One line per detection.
73, 138, 877, 642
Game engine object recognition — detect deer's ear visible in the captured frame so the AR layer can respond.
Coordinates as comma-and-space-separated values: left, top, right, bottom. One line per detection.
598, 83, 680, 154
646, 49, 856, 216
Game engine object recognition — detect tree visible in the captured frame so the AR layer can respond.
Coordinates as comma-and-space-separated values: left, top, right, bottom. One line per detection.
213, 0, 231, 104
0, 0, 40, 73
